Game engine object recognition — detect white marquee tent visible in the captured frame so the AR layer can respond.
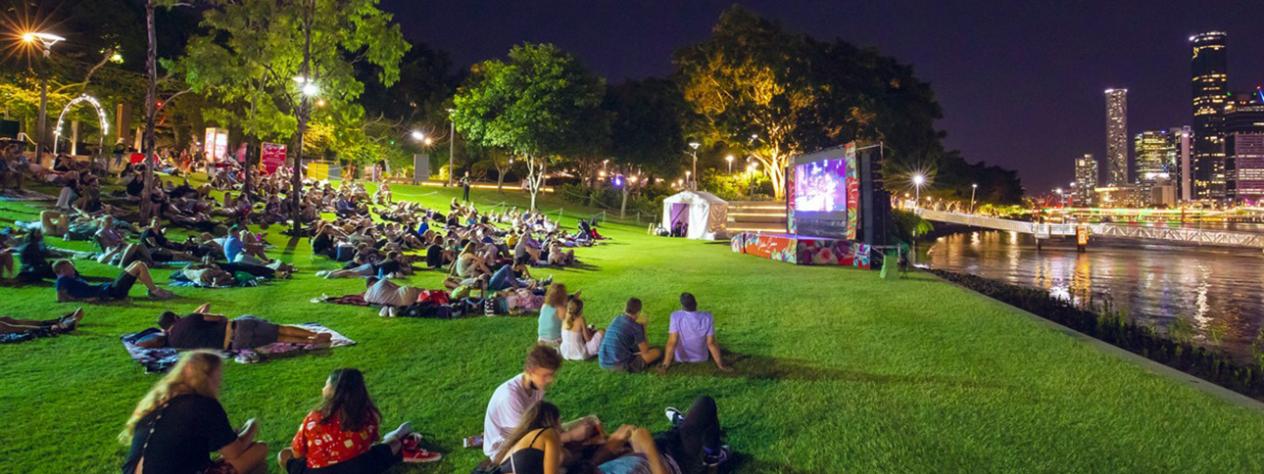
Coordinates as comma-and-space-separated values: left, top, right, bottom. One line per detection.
661, 190, 728, 240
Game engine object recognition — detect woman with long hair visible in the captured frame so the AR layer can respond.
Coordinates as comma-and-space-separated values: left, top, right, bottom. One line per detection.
493, 401, 564, 474
120, 351, 267, 474
537, 283, 570, 345
279, 368, 439, 473
559, 298, 604, 361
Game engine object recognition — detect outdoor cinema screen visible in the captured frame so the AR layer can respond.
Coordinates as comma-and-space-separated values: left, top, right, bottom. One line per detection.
786, 144, 859, 240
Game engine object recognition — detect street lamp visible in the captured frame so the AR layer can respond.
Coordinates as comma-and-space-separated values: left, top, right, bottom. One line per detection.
970, 183, 978, 214
726, 154, 734, 174
447, 108, 456, 186
21, 31, 64, 158
912, 174, 926, 209
687, 141, 700, 190
410, 130, 426, 142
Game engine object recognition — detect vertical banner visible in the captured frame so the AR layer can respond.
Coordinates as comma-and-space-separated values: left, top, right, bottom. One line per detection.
203, 127, 228, 161
261, 142, 287, 174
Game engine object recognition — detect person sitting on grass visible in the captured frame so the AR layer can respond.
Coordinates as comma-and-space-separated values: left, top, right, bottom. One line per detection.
559, 298, 603, 361
482, 345, 603, 461
53, 259, 175, 302
537, 283, 571, 346
145, 303, 332, 350
659, 293, 730, 374
95, 215, 156, 268
492, 400, 565, 474
591, 396, 730, 474
278, 368, 439, 473
119, 351, 269, 474
15, 229, 63, 283
0, 307, 84, 335
598, 298, 662, 373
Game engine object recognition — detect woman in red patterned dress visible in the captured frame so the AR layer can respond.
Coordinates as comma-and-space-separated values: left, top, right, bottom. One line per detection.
278, 368, 440, 473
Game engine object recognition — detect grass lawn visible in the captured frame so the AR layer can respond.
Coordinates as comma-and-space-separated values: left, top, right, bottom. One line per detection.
2, 181, 1264, 473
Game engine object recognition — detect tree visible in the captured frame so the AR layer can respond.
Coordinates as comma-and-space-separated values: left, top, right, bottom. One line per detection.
674, 7, 816, 199
604, 77, 688, 178
452, 43, 607, 210
172, 0, 408, 229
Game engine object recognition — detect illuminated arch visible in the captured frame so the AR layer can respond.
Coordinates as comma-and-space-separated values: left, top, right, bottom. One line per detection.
52, 94, 110, 156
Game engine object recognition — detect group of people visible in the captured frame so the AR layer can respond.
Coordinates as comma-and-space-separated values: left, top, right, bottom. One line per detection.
535, 290, 730, 374
120, 351, 441, 474
482, 345, 730, 474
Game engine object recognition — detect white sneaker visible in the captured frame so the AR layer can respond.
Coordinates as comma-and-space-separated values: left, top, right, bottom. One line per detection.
665, 407, 683, 427
379, 307, 391, 317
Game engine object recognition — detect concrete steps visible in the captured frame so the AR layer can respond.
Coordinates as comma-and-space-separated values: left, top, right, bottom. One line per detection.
727, 200, 786, 234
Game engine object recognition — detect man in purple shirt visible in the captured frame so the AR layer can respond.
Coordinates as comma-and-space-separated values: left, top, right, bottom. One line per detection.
660, 292, 730, 373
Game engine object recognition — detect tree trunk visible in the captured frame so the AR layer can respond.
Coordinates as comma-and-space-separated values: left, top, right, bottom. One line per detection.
496, 164, 506, 192
291, 0, 313, 236
527, 155, 542, 210
140, 0, 158, 221
620, 186, 628, 219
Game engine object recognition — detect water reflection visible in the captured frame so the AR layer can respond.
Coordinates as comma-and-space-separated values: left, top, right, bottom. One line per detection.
926, 231, 1264, 358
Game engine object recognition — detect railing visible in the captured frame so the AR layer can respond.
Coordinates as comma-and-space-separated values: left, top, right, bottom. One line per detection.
918, 209, 1264, 249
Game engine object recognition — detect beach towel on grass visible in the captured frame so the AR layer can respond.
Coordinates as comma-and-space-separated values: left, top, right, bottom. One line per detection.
121, 323, 356, 373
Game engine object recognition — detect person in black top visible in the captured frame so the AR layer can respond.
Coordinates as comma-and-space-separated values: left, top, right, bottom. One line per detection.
119, 351, 268, 474
15, 230, 60, 283
493, 401, 563, 474
143, 303, 332, 350
461, 172, 472, 202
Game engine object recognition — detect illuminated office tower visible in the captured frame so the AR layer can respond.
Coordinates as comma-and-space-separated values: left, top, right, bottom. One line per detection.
1074, 154, 1098, 205
1170, 126, 1193, 201
1105, 89, 1130, 185
1190, 31, 1228, 200
1134, 131, 1175, 183
1224, 90, 1264, 202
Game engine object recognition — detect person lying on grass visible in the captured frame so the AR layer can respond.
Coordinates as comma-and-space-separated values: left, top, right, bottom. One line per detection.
138, 303, 332, 350
659, 292, 730, 374
483, 345, 604, 461
559, 298, 604, 361
120, 351, 269, 474
278, 368, 440, 474
0, 307, 84, 335
53, 259, 175, 302
598, 297, 663, 373
589, 396, 731, 474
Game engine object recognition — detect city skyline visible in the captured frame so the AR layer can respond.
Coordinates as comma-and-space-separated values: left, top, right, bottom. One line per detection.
381, 0, 1264, 194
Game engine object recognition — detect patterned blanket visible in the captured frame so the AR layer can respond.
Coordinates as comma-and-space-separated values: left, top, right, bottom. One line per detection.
120, 322, 356, 373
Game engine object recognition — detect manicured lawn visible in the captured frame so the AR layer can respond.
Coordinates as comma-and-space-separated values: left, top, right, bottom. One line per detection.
2, 182, 1263, 473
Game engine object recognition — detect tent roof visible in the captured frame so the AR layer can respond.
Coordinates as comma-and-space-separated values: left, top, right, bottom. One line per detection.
663, 190, 727, 205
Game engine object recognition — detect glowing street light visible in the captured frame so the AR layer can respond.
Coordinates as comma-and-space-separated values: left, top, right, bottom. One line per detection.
726, 154, 734, 173
410, 130, 426, 142
970, 183, 978, 214
20, 30, 66, 157
687, 141, 701, 190
912, 174, 926, 208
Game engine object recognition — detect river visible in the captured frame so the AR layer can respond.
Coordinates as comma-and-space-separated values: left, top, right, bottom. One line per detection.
924, 230, 1264, 358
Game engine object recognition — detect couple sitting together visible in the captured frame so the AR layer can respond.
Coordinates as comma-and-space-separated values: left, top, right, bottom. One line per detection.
120, 352, 439, 474
483, 345, 730, 474
596, 295, 730, 374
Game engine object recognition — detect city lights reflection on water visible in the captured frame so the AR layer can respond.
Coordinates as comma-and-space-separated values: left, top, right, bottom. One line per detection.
926, 230, 1264, 358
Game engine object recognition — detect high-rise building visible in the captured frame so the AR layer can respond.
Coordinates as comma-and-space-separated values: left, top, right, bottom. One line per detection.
1134, 131, 1176, 184
1075, 154, 1098, 206
1224, 90, 1264, 202
1170, 126, 1193, 201
1190, 31, 1228, 200
1105, 89, 1129, 185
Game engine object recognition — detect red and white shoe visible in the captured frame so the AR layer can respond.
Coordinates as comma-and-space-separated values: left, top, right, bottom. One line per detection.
401, 433, 442, 463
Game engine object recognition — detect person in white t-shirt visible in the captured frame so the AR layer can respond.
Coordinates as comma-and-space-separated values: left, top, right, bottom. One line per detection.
481, 344, 603, 460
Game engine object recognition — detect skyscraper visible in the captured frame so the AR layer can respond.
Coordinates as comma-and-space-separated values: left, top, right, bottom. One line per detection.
1224, 90, 1264, 202
1075, 154, 1098, 206
1134, 130, 1175, 183
1170, 126, 1193, 201
1105, 89, 1129, 185
1191, 31, 1228, 200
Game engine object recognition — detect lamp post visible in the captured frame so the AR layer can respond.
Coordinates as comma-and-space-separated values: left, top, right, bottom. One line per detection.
970, 183, 978, 214
725, 154, 734, 174
912, 174, 926, 209
21, 31, 64, 159
447, 108, 456, 186
1054, 187, 1064, 208
687, 141, 700, 190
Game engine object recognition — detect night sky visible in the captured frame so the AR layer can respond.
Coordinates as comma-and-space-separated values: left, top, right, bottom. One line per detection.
381, 0, 1264, 194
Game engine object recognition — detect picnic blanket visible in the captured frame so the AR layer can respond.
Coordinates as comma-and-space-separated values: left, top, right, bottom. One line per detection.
120, 322, 356, 373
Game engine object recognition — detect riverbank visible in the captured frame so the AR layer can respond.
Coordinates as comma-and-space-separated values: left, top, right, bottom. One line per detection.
4, 185, 1264, 471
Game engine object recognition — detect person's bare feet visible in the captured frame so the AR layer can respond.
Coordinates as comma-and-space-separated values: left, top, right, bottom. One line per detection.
311, 332, 333, 348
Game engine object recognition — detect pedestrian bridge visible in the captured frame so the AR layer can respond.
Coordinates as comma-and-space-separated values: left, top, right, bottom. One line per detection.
916, 209, 1264, 250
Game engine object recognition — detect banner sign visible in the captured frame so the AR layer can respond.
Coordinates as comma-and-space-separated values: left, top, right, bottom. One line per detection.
262, 142, 287, 174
